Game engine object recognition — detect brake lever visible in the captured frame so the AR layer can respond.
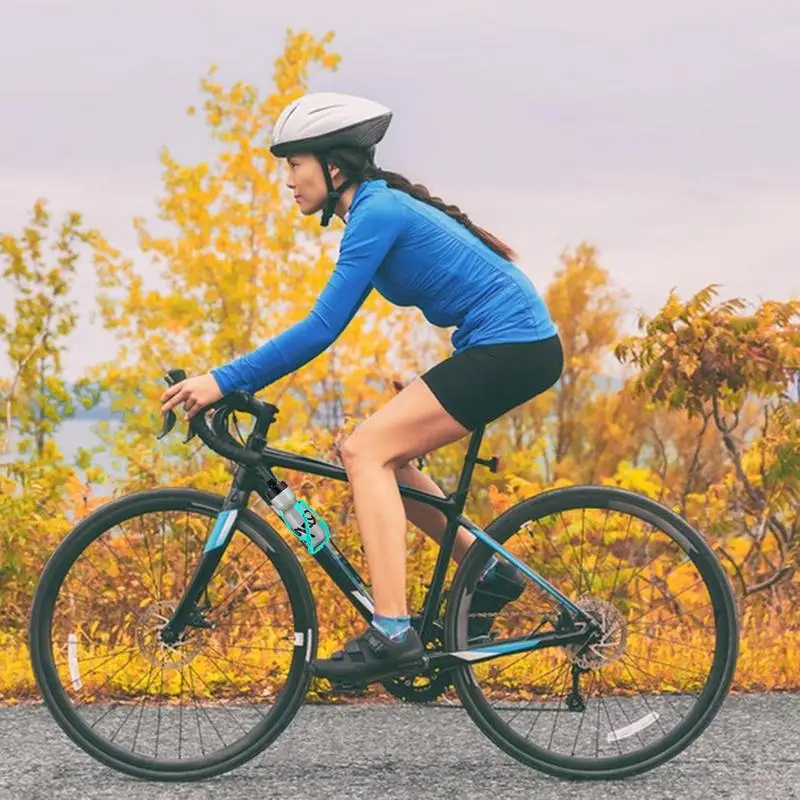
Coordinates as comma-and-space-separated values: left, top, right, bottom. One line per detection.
157, 368, 188, 441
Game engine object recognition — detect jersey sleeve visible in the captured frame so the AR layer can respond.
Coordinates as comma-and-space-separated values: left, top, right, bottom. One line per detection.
211, 194, 404, 395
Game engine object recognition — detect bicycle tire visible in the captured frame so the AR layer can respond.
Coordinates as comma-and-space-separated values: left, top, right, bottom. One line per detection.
445, 485, 739, 780
29, 488, 317, 781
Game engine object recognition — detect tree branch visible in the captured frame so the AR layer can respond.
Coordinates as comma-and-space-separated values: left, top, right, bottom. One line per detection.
712, 393, 764, 510
681, 411, 710, 515
2, 330, 50, 435
717, 545, 747, 598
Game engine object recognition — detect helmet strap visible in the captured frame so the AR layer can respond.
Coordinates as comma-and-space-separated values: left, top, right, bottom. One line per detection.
316, 153, 354, 227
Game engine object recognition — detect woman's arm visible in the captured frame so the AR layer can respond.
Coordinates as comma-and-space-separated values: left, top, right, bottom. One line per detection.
211, 194, 404, 395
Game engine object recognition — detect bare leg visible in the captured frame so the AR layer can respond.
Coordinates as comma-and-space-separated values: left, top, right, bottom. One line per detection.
341, 378, 473, 617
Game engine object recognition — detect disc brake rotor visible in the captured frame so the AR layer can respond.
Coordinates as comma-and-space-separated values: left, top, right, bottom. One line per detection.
564, 596, 628, 670
135, 600, 204, 669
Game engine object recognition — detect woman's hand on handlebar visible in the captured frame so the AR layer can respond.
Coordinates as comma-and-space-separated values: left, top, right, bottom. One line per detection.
160, 373, 224, 420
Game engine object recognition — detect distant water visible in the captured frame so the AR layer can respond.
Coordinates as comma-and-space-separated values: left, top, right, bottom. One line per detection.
2, 419, 122, 496
56, 419, 119, 465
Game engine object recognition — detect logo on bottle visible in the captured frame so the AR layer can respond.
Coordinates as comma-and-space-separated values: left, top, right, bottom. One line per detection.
293, 508, 318, 538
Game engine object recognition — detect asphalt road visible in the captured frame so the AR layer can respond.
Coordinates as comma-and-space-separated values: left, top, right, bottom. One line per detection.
1, 695, 799, 800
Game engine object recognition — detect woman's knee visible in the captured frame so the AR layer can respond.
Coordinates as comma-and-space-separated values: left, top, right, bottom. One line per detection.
340, 433, 381, 470
340, 432, 411, 472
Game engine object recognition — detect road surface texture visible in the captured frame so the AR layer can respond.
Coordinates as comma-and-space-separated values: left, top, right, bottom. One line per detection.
1, 695, 799, 799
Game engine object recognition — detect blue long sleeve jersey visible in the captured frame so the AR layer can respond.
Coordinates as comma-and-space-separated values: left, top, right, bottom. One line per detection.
211, 179, 558, 395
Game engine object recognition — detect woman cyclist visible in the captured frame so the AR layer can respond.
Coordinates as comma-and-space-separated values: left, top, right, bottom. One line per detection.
160, 92, 564, 684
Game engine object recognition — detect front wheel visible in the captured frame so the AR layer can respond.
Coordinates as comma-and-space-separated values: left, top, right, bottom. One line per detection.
29, 488, 317, 781
445, 485, 739, 780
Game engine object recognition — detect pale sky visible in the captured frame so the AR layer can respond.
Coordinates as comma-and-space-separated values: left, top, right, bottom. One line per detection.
1, 0, 798, 379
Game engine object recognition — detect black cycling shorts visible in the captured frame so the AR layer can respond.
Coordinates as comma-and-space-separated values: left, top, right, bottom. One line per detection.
419, 334, 564, 431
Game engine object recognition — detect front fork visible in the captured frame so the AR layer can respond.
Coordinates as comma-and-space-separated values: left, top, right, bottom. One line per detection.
160, 468, 251, 645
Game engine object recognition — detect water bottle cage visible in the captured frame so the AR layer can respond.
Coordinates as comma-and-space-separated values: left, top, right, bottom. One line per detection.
276, 499, 330, 555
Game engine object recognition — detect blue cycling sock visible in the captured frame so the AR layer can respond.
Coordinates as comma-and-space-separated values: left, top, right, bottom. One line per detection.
373, 614, 411, 641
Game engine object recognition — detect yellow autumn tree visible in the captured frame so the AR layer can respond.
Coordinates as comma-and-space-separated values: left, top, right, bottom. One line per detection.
616, 286, 800, 600
87, 30, 454, 655
0, 200, 111, 697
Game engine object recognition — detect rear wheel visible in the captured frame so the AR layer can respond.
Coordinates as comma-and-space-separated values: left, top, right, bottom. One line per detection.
30, 488, 317, 781
445, 485, 739, 780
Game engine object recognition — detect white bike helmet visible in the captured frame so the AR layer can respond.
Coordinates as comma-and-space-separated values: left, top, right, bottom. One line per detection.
270, 92, 393, 225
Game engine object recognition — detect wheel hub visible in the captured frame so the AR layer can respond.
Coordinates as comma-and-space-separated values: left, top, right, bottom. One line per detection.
564, 596, 627, 669
135, 600, 204, 669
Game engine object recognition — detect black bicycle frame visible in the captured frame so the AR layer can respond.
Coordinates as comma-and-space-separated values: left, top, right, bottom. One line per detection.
161, 419, 594, 660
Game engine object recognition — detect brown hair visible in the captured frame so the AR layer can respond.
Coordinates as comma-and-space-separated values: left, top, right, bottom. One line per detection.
325, 146, 517, 261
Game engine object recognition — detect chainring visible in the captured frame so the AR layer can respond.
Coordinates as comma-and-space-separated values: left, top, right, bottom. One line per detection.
381, 614, 452, 703
379, 611, 501, 703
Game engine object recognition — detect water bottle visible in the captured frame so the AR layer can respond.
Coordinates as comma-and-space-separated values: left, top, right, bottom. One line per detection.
269, 483, 330, 554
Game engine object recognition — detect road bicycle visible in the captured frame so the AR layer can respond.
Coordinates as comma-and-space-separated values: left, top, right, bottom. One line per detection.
29, 369, 739, 781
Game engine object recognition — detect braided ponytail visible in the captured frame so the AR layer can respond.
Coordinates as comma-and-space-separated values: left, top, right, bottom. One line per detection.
326, 147, 517, 261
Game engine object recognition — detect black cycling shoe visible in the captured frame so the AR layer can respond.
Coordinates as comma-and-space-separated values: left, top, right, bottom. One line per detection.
310, 624, 425, 686
468, 562, 527, 640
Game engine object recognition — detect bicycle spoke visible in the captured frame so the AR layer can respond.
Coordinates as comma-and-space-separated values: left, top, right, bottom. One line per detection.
610, 533, 683, 602
545, 665, 573, 751
598, 669, 647, 750
159, 511, 168, 601
115, 519, 163, 599
594, 681, 601, 758
108, 664, 157, 744
578, 508, 586, 597
619, 655, 684, 731
584, 508, 610, 595
523, 662, 570, 741
558, 512, 586, 595
186, 664, 250, 738
79, 554, 141, 614
178, 666, 186, 760
182, 511, 192, 598
154, 667, 165, 759
624, 648, 708, 685
494, 660, 567, 725
534, 519, 580, 596
129, 664, 159, 751
203, 644, 280, 703
57, 643, 137, 676
95, 534, 159, 605
186, 665, 219, 750
75, 649, 142, 713
216, 642, 294, 654
607, 514, 635, 600
209, 557, 280, 618
198, 648, 269, 722
626, 602, 716, 633
631, 629, 715, 654
136, 515, 162, 601
626, 576, 709, 627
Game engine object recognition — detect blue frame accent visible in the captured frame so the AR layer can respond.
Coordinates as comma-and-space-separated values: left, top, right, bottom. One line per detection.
203, 509, 239, 553
324, 543, 367, 590
469, 638, 542, 656
464, 522, 585, 618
